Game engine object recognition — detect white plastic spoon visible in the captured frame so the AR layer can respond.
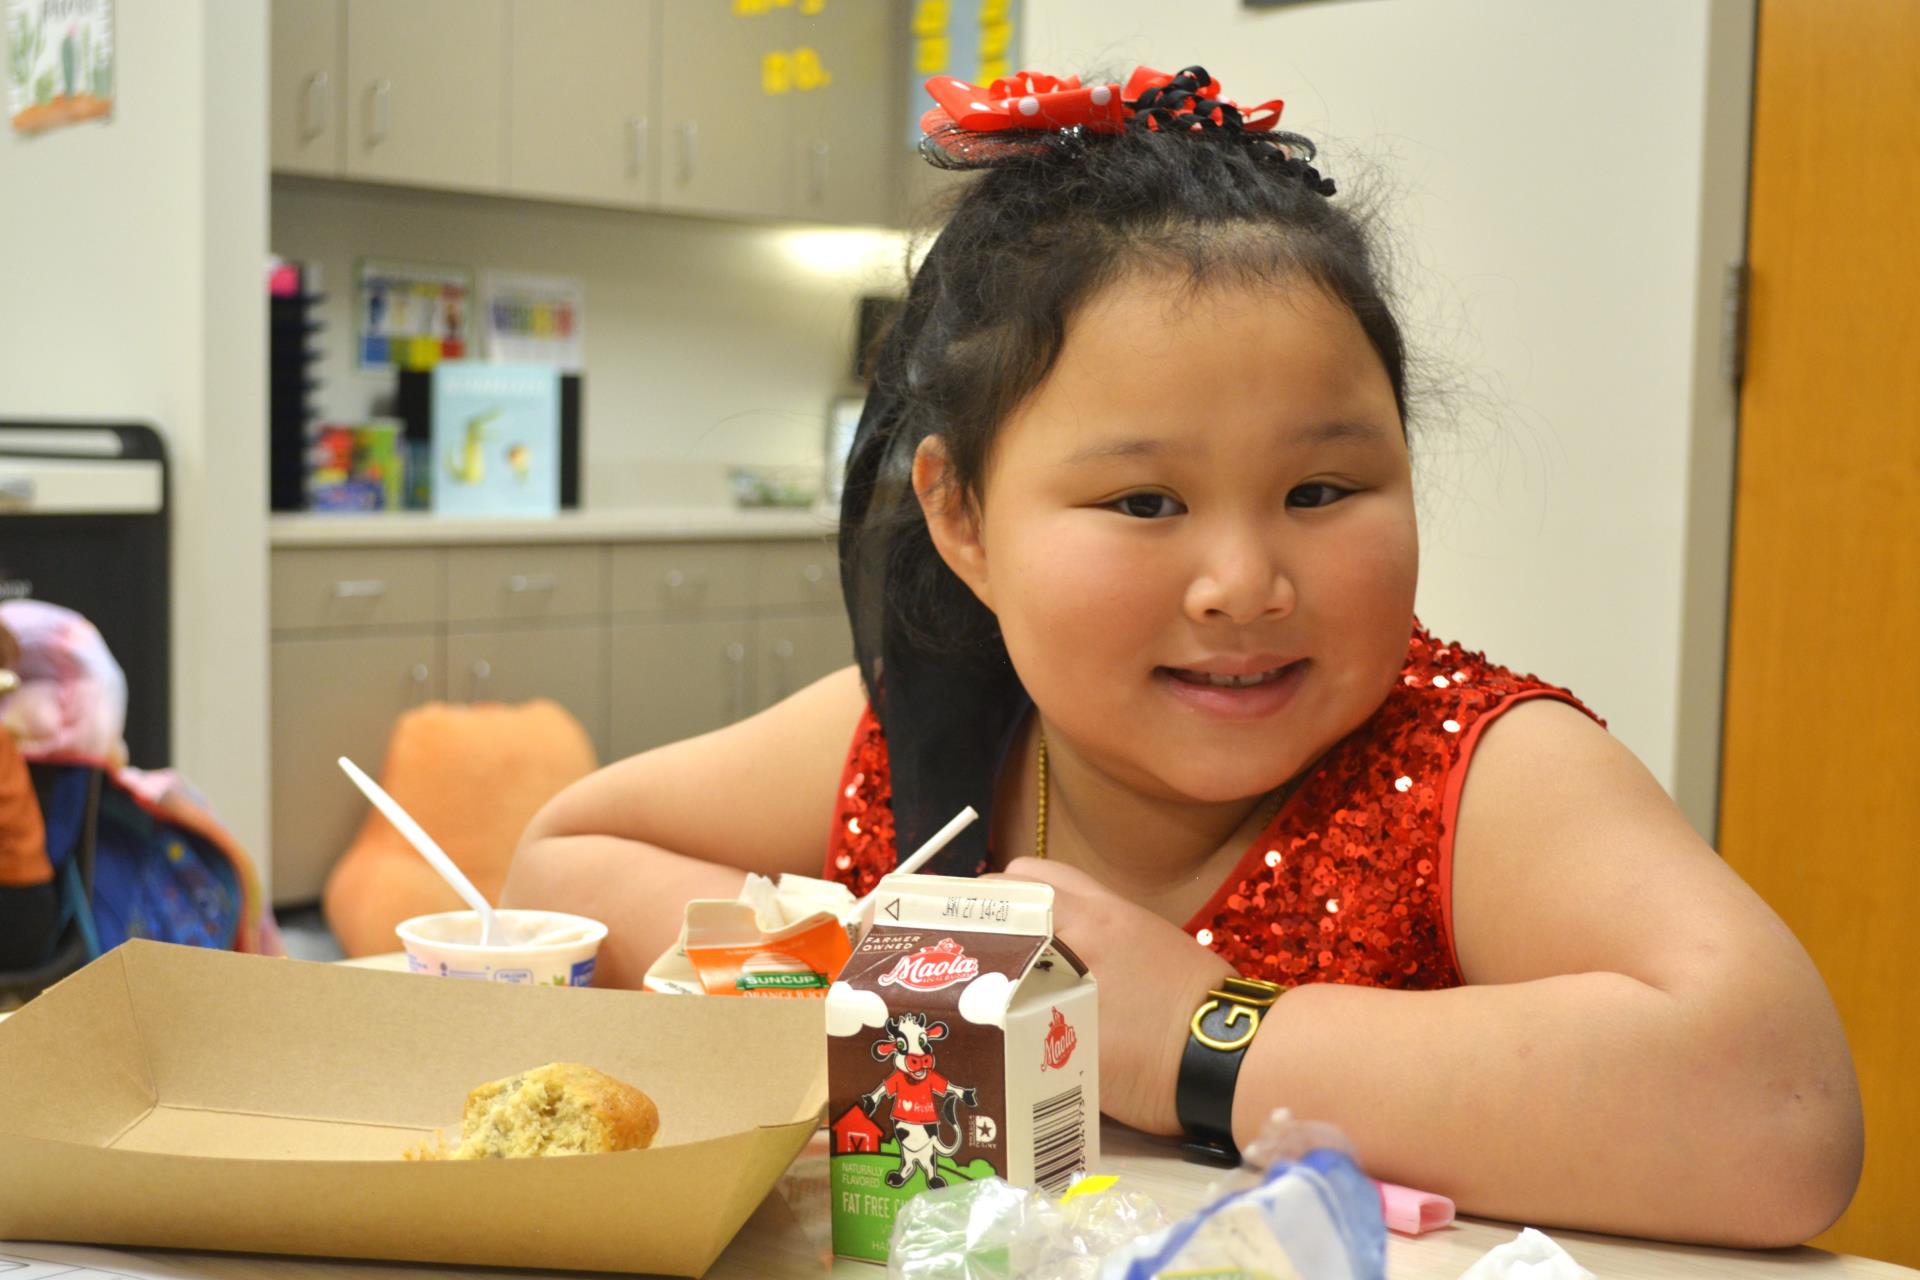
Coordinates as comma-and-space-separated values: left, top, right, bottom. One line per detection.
337, 756, 499, 946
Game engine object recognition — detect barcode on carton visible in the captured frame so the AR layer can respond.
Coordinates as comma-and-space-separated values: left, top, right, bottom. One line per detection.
1032, 1085, 1087, 1194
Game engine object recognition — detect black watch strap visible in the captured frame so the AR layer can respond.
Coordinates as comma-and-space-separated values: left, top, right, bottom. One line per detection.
1175, 975, 1288, 1167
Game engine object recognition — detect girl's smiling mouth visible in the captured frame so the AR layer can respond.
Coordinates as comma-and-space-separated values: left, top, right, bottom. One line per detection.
1154, 658, 1309, 718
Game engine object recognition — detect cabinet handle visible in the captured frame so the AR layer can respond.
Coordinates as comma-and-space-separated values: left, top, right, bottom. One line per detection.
663, 567, 710, 602
802, 563, 825, 584
506, 573, 558, 593
301, 71, 330, 143
368, 79, 391, 147
723, 641, 747, 721
410, 662, 431, 699
331, 579, 388, 599
770, 637, 796, 702
677, 120, 698, 184
470, 659, 492, 699
628, 116, 648, 179
807, 140, 830, 204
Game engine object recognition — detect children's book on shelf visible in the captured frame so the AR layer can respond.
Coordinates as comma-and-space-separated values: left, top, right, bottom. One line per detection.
428, 363, 561, 518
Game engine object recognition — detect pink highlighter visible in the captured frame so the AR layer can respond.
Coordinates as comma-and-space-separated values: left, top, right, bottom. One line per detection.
1375, 1180, 1455, 1234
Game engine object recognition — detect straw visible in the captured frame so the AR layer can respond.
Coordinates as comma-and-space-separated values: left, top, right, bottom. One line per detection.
848, 805, 978, 920
337, 756, 499, 946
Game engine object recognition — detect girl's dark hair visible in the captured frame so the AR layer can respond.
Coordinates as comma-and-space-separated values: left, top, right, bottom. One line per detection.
838, 110, 1408, 875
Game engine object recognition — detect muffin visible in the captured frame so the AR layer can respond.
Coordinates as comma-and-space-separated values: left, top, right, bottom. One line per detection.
408, 1062, 658, 1160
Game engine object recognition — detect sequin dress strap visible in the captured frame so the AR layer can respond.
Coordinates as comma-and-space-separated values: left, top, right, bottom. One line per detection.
825, 703, 898, 896
1183, 624, 1603, 991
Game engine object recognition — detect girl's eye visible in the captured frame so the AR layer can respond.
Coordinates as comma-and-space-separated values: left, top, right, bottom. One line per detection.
1288, 483, 1353, 510
1111, 492, 1186, 519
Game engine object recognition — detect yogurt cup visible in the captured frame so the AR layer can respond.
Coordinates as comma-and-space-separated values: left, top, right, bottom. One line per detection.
395, 909, 608, 987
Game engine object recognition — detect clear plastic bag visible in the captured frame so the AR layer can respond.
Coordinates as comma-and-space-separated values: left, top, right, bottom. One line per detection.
1099, 1145, 1385, 1280
888, 1175, 1167, 1280
887, 1112, 1385, 1280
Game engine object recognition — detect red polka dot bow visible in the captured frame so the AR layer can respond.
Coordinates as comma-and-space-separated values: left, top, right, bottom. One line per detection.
921, 64, 1286, 141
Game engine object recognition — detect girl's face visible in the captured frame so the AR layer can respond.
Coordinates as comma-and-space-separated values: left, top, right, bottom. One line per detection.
925, 275, 1419, 805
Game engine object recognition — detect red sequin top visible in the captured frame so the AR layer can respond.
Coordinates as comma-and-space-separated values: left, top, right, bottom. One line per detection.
824, 622, 1602, 991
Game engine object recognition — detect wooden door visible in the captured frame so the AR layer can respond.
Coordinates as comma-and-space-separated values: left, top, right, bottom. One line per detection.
270, 632, 440, 905
1720, 0, 1920, 1265
344, 0, 508, 190
507, 0, 660, 209
270, 0, 345, 176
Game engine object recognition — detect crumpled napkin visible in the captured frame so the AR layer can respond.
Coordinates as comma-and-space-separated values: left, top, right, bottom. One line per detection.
1457, 1227, 1595, 1279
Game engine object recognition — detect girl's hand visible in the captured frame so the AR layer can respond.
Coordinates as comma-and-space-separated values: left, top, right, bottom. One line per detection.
989, 857, 1235, 1135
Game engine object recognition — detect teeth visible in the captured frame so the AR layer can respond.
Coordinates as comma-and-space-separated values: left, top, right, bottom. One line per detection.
1175, 665, 1289, 688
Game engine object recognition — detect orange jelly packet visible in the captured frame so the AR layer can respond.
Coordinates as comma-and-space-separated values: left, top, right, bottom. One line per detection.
645, 873, 857, 998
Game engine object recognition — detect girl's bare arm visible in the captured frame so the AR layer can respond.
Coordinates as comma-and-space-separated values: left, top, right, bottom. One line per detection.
501, 663, 867, 988
1231, 699, 1862, 1247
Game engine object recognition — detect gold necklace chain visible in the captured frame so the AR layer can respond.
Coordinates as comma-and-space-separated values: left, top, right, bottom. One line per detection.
1035, 728, 1293, 861
1037, 728, 1050, 858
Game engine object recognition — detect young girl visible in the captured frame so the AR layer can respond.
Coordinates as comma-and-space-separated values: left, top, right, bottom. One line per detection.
504, 66, 1861, 1247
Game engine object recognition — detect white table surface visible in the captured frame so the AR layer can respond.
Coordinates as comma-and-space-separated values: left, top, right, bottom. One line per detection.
12, 1119, 1909, 1280
2, 955, 1910, 1279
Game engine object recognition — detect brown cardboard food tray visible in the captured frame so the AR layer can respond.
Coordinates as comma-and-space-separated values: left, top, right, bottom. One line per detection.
0, 941, 826, 1276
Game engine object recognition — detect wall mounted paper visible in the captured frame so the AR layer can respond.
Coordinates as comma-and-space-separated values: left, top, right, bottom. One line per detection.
482, 271, 585, 371
358, 259, 472, 371
6, 0, 113, 135
903, 0, 1022, 150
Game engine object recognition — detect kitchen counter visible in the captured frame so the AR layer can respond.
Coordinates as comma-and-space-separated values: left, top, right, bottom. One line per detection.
270, 507, 838, 547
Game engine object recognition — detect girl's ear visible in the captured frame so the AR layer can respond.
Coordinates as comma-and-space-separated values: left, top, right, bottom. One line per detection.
912, 435, 993, 610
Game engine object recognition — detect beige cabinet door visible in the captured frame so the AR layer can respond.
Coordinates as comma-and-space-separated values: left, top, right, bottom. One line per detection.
754, 539, 842, 611
789, 0, 897, 225
445, 624, 608, 760
655, 0, 791, 219
755, 611, 853, 711
271, 0, 346, 176
507, 0, 659, 208
271, 632, 440, 905
609, 618, 755, 761
345, 0, 508, 190
611, 541, 758, 616
443, 544, 605, 625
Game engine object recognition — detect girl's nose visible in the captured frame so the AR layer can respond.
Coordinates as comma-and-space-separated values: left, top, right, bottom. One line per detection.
1184, 532, 1297, 624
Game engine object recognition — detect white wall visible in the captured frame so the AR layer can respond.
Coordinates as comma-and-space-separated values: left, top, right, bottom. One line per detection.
271, 180, 911, 508
1025, 0, 1754, 837
0, 2, 270, 874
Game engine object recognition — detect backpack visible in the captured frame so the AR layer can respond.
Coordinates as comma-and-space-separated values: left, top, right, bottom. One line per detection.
0, 759, 279, 996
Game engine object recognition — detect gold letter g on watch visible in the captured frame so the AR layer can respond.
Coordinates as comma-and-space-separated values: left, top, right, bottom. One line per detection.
1191, 997, 1260, 1052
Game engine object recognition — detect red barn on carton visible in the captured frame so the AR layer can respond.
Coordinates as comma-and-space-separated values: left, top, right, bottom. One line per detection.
824, 873, 1099, 1262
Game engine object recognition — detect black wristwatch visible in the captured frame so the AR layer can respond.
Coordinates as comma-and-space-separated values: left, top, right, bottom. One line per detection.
1175, 975, 1288, 1166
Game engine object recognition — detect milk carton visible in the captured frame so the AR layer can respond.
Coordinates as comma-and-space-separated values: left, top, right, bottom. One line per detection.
824, 873, 1100, 1262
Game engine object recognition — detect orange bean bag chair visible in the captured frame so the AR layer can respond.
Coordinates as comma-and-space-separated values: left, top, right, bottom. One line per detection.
323, 699, 597, 958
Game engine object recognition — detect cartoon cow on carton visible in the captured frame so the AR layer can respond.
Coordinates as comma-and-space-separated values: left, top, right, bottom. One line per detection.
859, 1011, 979, 1189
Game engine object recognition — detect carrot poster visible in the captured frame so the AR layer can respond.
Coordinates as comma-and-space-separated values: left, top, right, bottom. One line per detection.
6, 0, 114, 136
